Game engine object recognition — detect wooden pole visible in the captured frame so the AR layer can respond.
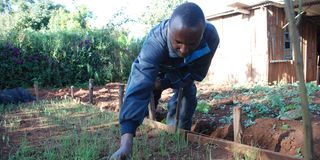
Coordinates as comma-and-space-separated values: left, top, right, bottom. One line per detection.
233, 106, 242, 143
317, 55, 320, 85
148, 92, 156, 120
71, 86, 74, 99
33, 81, 39, 101
284, 0, 314, 159
175, 87, 184, 132
118, 84, 125, 112
88, 79, 94, 104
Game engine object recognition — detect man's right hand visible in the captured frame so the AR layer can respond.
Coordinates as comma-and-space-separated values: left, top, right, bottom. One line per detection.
109, 133, 133, 160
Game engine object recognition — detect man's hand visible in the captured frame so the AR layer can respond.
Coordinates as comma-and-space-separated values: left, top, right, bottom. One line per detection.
109, 133, 133, 160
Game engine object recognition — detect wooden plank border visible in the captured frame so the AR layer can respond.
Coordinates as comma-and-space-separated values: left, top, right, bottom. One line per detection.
143, 119, 301, 160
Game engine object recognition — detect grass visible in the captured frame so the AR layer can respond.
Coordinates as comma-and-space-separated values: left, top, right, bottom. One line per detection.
1, 99, 118, 160
1, 98, 230, 160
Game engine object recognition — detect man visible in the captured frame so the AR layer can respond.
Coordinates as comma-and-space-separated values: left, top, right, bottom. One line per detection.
110, 2, 219, 159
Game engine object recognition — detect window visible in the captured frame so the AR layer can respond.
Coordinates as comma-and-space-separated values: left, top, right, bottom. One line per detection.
283, 28, 293, 60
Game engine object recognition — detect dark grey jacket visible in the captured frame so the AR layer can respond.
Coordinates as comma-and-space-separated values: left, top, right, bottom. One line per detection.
120, 19, 220, 135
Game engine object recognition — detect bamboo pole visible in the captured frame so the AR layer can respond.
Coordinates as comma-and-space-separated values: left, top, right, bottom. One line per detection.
284, 0, 314, 159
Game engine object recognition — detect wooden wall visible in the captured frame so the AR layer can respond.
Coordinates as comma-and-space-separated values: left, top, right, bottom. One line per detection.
207, 5, 319, 85
267, 6, 297, 83
207, 7, 268, 84
301, 18, 318, 82
267, 6, 319, 83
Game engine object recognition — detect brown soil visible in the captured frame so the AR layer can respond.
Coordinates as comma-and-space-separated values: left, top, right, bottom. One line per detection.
2, 82, 319, 159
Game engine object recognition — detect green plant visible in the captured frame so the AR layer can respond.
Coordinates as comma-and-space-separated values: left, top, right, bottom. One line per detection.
219, 115, 232, 124
306, 82, 320, 96
243, 119, 256, 128
9, 136, 39, 160
196, 100, 211, 114
281, 123, 289, 131
295, 147, 303, 158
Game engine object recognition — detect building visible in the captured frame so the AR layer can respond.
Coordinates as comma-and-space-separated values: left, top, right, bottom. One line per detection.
206, 0, 320, 84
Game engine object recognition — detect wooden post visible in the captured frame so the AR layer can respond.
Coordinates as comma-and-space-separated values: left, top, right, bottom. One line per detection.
88, 79, 94, 104
317, 55, 320, 85
33, 81, 39, 101
233, 106, 242, 143
71, 86, 74, 99
148, 92, 156, 120
175, 87, 184, 132
118, 84, 125, 112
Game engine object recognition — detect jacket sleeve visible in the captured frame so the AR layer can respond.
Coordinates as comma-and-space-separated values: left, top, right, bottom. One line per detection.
119, 32, 165, 136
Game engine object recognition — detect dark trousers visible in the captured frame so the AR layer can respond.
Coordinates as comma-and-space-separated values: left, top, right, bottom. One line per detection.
152, 82, 197, 130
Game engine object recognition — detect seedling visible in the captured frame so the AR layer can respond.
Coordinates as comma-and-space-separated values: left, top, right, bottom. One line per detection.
281, 123, 289, 131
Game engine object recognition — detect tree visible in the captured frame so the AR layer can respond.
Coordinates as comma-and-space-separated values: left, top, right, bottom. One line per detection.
14, 0, 66, 30
140, 0, 186, 31
48, 5, 92, 31
0, 0, 12, 14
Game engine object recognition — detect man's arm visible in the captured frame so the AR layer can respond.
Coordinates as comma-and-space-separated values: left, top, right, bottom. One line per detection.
119, 34, 166, 136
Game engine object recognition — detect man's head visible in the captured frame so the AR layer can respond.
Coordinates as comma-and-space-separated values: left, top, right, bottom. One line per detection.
169, 2, 206, 58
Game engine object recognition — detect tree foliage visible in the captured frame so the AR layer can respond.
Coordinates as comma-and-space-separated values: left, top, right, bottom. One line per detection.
0, 0, 178, 88
140, 0, 186, 30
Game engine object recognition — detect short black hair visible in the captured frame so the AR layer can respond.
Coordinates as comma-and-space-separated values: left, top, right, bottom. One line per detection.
169, 2, 205, 29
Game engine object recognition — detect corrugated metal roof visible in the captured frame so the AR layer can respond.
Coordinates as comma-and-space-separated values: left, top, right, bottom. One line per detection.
206, 0, 320, 20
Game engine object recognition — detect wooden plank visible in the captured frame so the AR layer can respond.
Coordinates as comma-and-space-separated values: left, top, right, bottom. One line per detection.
86, 121, 119, 131
187, 134, 301, 160
143, 118, 301, 160
143, 118, 186, 135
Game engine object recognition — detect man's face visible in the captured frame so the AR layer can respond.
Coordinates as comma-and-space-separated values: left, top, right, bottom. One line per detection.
169, 23, 204, 58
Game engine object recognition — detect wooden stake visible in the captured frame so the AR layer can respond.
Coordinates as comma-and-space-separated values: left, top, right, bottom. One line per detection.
233, 106, 242, 143
148, 92, 156, 120
71, 86, 74, 99
118, 84, 125, 112
88, 79, 94, 104
175, 87, 184, 132
34, 81, 39, 101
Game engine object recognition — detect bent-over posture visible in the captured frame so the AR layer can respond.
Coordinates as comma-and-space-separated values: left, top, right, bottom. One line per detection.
110, 2, 220, 159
